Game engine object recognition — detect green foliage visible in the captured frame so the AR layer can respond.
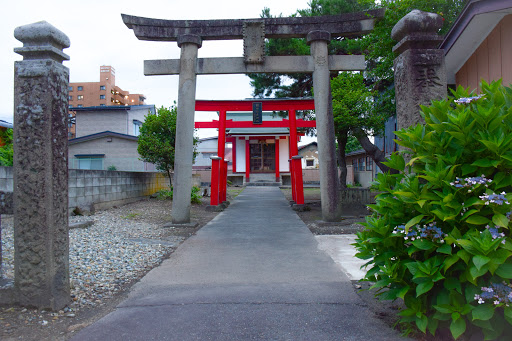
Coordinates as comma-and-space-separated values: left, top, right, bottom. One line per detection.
155, 189, 173, 200
107, 165, 117, 171
137, 105, 198, 188
0, 128, 13, 167
155, 186, 202, 204
191, 186, 202, 204
355, 81, 512, 339
345, 135, 362, 153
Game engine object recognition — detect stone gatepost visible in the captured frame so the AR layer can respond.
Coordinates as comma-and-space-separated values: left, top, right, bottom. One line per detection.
13, 21, 70, 310
307, 30, 340, 222
392, 10, 446, 133
172, 34, 202, 224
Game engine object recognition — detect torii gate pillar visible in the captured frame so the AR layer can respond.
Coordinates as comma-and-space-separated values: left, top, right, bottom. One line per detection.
172, 34, 202, 224
308, 31, 339, 221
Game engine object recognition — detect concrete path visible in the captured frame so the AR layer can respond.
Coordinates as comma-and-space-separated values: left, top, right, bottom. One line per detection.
71, 187, 404, 341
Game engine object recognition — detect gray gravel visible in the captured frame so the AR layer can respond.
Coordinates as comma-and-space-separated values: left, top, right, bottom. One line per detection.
1, 206, 183, 311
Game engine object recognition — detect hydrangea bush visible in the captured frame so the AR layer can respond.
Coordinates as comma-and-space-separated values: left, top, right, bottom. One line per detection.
355, 81, 512, 340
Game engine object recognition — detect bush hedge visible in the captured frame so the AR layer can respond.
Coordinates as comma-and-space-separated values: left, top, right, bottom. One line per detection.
355, 81, 512, 340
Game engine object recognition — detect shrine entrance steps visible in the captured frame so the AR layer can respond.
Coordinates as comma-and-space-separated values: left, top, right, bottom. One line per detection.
244, 173, 282, 186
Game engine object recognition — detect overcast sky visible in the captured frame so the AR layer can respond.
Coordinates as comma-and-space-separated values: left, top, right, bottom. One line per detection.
2, 0, 317, 142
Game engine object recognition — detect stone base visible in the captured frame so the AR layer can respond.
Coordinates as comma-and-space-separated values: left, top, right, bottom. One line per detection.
221, 201, 230, 208
205, 205, 225, 212
69, 220, 94, 229
0, 279, 17, 305
292, 204, 310, 212
161, 221, 199, 229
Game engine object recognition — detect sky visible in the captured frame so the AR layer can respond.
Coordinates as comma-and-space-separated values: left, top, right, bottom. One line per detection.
1, 0, 316, 143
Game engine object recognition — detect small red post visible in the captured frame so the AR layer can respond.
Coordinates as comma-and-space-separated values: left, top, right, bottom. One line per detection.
289, 159, 296, 202
275, 138, 280, 182
220, 159, 228, 202
210, 156, 222, 206
245, 140, 250, 182
292, 155, 304, 205
231, 137, 237, 173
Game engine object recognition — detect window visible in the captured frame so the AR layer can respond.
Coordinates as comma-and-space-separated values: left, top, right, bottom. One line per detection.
77, 95, 83, 100
133, 120, 142, 136
352, 159, 357, 170
100, 85, 105, 90
358, 157, 365, 172
77, 158, 103, 170
306, 159, 314, 167
366, 156, 373, 171
100, 95, 105, 99
100, 104, 106, 106
77, 86, 83, 91
77, 104, 83, 107
68, 95, 72, 100
68, 86, 73, 91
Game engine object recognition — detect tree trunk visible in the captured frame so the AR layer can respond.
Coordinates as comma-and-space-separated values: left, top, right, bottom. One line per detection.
353, 127, 398, 174
336, 131, 348, 189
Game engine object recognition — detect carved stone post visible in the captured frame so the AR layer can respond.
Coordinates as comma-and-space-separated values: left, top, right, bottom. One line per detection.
307, 30, 339, 222
13, 21, 70, 310
392, 10, 446, 134
172, 34, 202, 224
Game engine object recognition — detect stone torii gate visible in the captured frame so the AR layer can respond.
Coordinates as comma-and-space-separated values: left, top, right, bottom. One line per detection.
122, 9, 385, 223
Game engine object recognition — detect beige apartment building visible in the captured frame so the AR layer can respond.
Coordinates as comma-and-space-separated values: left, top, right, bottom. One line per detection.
68, 66, 146, 138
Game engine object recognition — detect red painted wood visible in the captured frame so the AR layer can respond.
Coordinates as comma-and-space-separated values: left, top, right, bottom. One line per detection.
194, 119, 316, 129
231, 137, 237, 173
210, 158, 220, 206
293, 159, 304, 205
275, 138, 280, 181
196, 99, 315, 111
245, 140, 250, 182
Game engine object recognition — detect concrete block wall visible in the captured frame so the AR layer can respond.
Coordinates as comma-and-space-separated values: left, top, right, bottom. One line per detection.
0, 167, 170, 212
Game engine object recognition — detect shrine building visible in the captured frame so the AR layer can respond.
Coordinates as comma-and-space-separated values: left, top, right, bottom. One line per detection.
195, 98, 316, 206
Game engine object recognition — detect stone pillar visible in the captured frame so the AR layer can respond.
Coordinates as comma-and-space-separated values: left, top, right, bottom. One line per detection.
392, 10, 446, 134
172, 34, 202, 224
13, 21, 70, 310
307, 31, 339, 222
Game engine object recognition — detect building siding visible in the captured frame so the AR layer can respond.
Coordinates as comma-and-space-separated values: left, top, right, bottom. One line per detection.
456, 14, 512, 91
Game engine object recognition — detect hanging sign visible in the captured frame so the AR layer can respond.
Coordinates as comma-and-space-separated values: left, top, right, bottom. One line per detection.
252, 102, 262, 124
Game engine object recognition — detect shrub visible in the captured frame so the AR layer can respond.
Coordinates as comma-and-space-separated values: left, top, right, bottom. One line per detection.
155, 186, 202, 204
355, 81, 512, 340
191, 186, 202, 204
155, 189, 173, 200
107, 165, 117, 171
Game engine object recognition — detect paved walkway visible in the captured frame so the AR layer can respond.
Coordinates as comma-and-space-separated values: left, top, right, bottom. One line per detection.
72, 187, 405, 340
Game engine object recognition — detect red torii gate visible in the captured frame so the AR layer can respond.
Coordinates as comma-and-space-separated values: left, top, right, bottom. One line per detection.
194, 99, 316, 207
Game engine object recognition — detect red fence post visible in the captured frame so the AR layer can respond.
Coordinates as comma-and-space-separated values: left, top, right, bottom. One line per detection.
210, 156, 222, 206
292, 155, 304, 205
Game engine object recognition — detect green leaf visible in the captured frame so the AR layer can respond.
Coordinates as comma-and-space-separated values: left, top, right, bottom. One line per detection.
427, 317, 439, 336
437, 244, 452, 255
412, 239, 435, 251
465, 215, 490, 225
472, 304, 494, 321
405, 214, 424, 229
450, 317, 466, 340
416, 281, 434, 297
496, 263, 512, 279
434, 304, 453, 314
492, 214, 509, 228
505, 306, 512, 325
471, 158, 499, 168
473, 255, 491, 271
444, 277, 462, 294
416, 314, 428, 333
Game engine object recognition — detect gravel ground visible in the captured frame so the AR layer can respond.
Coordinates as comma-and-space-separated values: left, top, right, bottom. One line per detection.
0, 197, 220, 340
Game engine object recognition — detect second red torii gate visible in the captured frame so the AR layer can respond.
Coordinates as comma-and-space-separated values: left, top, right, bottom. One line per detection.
194, 99, 316, 207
